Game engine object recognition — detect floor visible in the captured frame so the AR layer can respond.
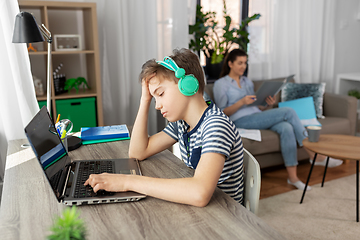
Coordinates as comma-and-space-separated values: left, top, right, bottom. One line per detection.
260, 159, 357, 199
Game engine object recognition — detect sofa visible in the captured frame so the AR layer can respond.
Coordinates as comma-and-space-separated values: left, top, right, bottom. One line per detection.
204, 77, 358, 169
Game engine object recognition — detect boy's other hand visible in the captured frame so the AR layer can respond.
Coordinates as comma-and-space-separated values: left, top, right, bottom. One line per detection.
84, 173, 128, 193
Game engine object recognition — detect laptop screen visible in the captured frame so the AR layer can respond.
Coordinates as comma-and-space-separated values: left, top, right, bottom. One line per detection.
24, 106, 70, 199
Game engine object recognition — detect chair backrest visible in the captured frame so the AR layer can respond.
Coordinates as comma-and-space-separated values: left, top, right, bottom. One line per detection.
243, 148, 261, 215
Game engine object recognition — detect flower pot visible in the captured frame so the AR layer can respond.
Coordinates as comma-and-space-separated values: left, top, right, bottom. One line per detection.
204, 57, 223, 81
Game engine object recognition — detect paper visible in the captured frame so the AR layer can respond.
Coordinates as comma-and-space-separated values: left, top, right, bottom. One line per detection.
237, 128, 262, 142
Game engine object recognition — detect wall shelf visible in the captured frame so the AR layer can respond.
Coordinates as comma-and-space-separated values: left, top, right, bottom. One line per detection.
19, 1, 104, 128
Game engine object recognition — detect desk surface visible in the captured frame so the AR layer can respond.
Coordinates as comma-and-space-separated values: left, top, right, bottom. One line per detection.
0, 139, 285, 240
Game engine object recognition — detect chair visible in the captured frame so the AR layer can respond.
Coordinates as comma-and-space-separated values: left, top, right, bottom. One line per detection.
243, 148, 261, 215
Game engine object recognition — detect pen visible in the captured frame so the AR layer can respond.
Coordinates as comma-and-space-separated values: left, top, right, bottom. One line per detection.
56, 114, 60, 124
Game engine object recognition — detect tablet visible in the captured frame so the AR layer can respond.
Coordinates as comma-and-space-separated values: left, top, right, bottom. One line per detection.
248, 75, 294, 107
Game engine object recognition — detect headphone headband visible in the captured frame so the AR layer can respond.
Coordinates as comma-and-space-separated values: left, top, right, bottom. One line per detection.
156, 56, 199, 96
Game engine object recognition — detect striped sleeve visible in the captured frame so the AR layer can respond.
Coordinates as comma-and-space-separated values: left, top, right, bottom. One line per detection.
201, 116, 236, 158
162, 121, 179, 141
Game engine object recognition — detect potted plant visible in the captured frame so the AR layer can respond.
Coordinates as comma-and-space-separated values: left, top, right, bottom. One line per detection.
189, 0, 260, 79
48, 206, 87, 240
348, 89, 360, 109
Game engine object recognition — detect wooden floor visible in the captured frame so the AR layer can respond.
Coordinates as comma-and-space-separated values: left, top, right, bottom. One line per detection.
260, 159, 357, 199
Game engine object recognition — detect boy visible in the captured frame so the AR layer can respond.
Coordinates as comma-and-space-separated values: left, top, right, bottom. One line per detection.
85, 48, 244, 207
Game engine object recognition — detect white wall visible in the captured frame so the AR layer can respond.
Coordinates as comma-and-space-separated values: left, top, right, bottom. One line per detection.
334, 0, 360, 85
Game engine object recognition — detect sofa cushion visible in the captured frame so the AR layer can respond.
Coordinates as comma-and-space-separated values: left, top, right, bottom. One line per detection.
281, 83, 326, 118
242, 130, 280, 155
318, 117, 352, 135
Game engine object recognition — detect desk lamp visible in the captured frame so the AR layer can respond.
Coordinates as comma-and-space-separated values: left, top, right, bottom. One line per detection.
12, 12, 52, 114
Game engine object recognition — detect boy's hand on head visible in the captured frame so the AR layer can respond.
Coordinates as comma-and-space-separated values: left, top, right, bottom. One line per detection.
141, 73, 156, 102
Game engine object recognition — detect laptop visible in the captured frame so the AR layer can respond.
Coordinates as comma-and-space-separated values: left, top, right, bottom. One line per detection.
248, 74, 295, 107
24, 106, 146, 206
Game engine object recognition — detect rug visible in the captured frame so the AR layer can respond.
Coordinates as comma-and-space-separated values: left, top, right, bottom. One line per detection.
258, 174, 359, 240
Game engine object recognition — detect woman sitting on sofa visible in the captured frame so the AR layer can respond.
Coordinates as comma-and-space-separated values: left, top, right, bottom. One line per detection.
213, 48, 342, 190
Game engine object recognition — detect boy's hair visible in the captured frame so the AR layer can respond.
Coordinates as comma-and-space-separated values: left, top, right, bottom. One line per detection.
139, 48, 205, 94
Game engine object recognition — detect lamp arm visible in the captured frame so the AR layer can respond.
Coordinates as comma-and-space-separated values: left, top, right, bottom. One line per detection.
39, 24, 52, 114
39, 24, 52, 43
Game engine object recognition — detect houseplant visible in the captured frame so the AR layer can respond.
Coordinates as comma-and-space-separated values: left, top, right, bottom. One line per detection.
189, 0, 261, 66
48, 206, 86, 240
348, 89, 360, 109
348, 89, 360, 99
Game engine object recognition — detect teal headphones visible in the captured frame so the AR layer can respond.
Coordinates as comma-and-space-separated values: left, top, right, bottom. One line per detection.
157, 56, 199, 96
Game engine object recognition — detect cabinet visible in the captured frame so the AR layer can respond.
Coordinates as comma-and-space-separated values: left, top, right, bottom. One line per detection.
19, 1, 103, 127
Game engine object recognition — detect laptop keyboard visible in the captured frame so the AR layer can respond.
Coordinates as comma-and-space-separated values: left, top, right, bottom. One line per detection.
75, 161, 115, 198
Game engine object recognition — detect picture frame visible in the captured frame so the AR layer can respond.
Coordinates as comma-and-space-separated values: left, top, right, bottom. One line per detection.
54, 34, 82, 51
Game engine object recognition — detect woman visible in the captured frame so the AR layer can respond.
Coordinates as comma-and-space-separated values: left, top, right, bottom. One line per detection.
213, 49, 342, 190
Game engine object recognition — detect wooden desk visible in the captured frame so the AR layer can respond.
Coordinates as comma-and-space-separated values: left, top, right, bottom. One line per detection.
301, 134, 360, 222
0, 139, 285, 240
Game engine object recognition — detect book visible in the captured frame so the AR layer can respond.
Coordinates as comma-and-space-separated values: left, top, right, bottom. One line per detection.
81, 137, 130, 145
80, 124, 130, 141
249, 74, 295, 107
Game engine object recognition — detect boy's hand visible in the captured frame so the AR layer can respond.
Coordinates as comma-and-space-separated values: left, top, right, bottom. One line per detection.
242, 95, 257, 105
141, 73, 156, 102
84, 173, 128, 193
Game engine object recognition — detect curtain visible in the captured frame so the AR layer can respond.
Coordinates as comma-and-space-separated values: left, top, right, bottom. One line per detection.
248, 0, 336, 92
95, 0, 192, 135
0, 0, 39, 180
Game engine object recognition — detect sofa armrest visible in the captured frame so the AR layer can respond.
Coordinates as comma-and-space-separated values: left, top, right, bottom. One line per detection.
323, 92, 357, 135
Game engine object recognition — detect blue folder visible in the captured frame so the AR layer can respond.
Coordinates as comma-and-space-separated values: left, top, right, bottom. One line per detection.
278, 97, 321, 126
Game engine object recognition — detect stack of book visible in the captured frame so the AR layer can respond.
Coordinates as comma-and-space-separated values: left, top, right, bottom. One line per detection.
80, 124, 130, 145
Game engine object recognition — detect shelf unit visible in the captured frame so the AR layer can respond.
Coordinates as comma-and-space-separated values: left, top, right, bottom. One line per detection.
19, 1, 103, 129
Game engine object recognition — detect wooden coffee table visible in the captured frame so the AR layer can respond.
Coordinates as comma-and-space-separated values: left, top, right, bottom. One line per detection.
301, 134, 360, 222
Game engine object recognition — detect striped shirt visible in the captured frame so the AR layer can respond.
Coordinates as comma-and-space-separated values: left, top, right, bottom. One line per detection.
163, 101, 244, 204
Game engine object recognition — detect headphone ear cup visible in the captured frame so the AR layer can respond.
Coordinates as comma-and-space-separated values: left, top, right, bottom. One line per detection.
178, 75, 199, 96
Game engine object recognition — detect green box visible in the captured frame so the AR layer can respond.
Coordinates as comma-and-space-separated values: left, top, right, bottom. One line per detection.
38, 100, 52, 117
38, 100, 46, 110
55, 97, 97, 132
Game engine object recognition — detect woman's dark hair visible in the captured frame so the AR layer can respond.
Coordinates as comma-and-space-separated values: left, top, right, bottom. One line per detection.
219, 49, 248, 78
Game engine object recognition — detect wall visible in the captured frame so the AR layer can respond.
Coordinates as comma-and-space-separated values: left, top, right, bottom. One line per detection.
334, 0, 360, 84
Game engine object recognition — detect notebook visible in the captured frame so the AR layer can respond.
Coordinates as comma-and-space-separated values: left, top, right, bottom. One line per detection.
24, 106, 146, 206
81, 125, 130, 141
249, 74, 295, 107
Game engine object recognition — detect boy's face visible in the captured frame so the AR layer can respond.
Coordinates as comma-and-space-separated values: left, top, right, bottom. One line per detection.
148, 76, 187, 122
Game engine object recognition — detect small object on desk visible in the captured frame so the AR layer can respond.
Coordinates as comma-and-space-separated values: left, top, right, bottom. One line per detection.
56, 114, 60, 124
67, 136, 82, 151
81, 124, 130, 141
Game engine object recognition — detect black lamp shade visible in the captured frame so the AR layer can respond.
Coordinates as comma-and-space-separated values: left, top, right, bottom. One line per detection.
12, 12, 44, 43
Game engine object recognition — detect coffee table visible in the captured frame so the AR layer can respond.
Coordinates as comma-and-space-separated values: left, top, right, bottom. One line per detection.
300, 134, 360, 222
